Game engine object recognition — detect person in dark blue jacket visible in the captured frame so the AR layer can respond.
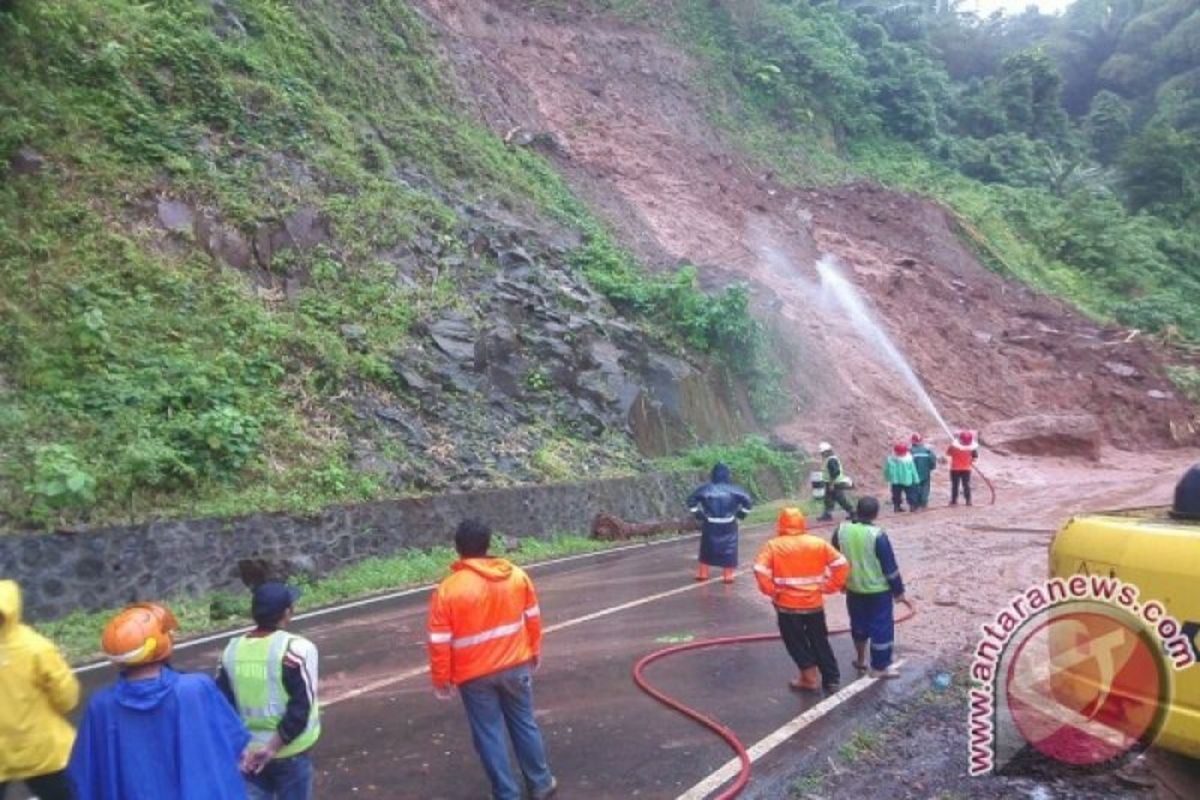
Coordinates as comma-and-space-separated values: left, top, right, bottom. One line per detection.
687, 463, 753, 583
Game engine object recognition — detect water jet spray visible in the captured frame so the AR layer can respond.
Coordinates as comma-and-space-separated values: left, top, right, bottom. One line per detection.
814, 254, 955, 440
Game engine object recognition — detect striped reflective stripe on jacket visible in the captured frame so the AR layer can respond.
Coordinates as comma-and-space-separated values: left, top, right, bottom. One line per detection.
426, 558, 542, 687
428, 604, 541, 650
753, 535, 849, 610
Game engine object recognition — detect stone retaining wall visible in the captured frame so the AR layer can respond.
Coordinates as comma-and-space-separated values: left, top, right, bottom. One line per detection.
3, 472, 722, 622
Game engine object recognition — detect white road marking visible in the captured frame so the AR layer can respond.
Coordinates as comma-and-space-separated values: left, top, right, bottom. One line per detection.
72, 533, 701, 675
675, 659, 908, 800
323, 566, 749, 707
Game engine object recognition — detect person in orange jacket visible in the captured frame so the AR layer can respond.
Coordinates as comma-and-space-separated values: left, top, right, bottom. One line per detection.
754, 508, 850, 693
427, 519, 557, 800
946, 430, 979, 506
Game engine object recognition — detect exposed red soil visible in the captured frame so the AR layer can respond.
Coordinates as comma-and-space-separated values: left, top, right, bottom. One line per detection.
418, 0, 1199, 474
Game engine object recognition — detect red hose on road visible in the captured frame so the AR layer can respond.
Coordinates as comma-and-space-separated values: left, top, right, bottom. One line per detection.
973, 464, 997, 506
632, 601, 916, 799
629, 470, 998, 799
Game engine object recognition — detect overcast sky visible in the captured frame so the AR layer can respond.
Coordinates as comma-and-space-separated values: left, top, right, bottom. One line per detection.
961, 0, 1074, 15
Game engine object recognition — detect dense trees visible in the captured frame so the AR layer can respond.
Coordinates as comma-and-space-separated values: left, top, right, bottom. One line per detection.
688, 0, 1200, 339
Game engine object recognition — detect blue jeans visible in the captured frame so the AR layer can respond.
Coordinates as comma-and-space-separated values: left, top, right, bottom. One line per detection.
245, 752, 313, 800
459, 663, 555, 800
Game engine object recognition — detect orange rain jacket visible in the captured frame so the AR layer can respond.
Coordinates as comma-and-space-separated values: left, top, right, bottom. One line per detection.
754, 509, 849, 611
947, 440, 978, 472
427, 558, 543, 688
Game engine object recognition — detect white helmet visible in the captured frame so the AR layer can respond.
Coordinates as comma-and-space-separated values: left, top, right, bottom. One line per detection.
818, 441, 833, 453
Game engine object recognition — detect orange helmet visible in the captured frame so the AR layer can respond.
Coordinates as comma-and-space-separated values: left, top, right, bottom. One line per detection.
101, 602, 179, 666
776, 507, 807, 536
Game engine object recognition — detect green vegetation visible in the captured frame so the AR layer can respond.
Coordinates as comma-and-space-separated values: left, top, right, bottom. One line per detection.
1167, 365, 1200, 405
0, 0, 781, 528
39, 533, 651, 664
837, 728, 883, 763
571, 225, 786, 420
742, 496, 824, 527
591, 0, 1200, 345
660, 435, 805, 499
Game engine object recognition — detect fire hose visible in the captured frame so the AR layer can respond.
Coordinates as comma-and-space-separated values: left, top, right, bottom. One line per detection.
629, 467, 995, 799
632, 599, 916, 799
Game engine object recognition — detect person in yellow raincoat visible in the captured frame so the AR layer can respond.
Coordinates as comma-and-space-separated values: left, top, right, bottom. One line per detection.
0, 580, 80, 800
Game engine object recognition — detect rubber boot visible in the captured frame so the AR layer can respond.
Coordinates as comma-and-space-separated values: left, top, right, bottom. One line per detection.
722, 567, 735, 584
695, 563, 710, 582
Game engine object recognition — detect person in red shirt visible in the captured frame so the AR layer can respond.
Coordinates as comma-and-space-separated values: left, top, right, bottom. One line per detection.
754, 508, 849, 693
946, 430, 979, 506
427, 519, 557, 800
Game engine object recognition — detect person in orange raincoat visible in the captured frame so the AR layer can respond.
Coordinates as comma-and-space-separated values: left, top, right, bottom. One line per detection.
427, 519, 557, 800
754, 508, 849, 693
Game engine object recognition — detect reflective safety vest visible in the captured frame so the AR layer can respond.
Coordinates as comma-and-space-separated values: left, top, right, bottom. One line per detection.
221, 631, 320, 757
837, 522, 890, 594
822, 454, 853, 487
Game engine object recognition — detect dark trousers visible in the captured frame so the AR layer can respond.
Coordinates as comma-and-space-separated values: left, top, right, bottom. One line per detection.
776, 608, 840, 688
950, 470, 972, 504
890, 484, 917, 511
245, 753, 313, 800
846, 591, 895, 670
915, 478, 931, 508
821, 486, 854, 517
0, 771, 75, 800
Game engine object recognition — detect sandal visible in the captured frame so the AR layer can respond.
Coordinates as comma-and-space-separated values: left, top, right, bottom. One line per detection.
852, 660, 868, 673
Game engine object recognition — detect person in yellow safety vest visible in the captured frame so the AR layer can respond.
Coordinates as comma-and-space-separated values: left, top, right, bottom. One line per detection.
816, 442, 855, 522
831, 497, 907, 679
217, 583, 320, 800
754, 509, 849, 693
0, 580, 80, 800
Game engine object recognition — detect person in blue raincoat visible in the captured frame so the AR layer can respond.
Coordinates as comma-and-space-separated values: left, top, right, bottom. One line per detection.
68, 603, 250, 800
687, 463, 753, 583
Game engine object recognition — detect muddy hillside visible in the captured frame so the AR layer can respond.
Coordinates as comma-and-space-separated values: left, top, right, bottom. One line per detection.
419, 0, 1199, 470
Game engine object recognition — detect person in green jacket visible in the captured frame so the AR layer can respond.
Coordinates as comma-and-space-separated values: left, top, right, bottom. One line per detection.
909, 433, 937, 511
883, 442, 919, 513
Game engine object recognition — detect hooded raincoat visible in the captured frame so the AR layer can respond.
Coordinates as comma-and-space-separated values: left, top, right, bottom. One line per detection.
427, 558, 542, 688
68, 666, 250, 800
0, 580, 79, 784
687, 463, 753, 568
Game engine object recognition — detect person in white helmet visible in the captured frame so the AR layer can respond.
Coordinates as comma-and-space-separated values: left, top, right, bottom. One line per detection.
816, 442, 855, 522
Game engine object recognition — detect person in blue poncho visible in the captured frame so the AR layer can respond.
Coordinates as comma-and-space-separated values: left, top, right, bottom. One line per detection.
687, 462, 753, 583
68, 603, 251, 800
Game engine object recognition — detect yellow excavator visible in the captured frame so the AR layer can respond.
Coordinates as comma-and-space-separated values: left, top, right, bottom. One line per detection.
1049, 464, 1200, 758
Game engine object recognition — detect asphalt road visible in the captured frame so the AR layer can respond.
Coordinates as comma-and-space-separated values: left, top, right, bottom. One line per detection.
56, 522, 907, 799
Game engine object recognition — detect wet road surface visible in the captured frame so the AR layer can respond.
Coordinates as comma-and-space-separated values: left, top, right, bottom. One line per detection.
63, 523, 901, 799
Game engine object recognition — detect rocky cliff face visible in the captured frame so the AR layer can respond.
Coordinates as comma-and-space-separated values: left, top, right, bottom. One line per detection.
147, 184, 754, 495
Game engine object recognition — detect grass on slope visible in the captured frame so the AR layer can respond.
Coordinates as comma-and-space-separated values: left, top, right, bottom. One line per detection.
0, 0, 783, 529
40, 533, 646, 664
